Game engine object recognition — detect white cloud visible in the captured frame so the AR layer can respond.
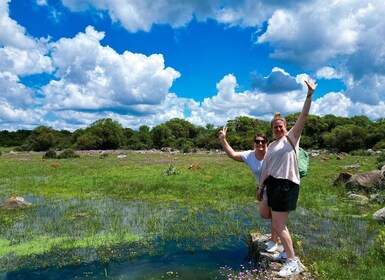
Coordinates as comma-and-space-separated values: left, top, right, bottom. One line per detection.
188, 70, 312, 127
42, 26, 180, 113
344, 74, 385, 105
0, 0, 38, 49
0, 72, 36, 107
256, 2, 362, 66
0, 46, 53, 75
316, 67, 344, 80
311, 90, 385, 120
1, 0, 385, 132
311, 92, 352, 117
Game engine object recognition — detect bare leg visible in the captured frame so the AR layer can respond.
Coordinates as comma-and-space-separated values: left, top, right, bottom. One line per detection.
259, 200, 279, 244
271, 211, 295, 259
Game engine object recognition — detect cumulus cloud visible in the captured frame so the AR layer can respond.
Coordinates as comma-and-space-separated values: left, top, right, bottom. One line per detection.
189, 70, 310, 127
42, 26, 180, 113
0, 72, 44, 129
311, 90, 385, 121
256, 2, 361, 66
0, 72, 36, 108
0, 46, 53, 75
250, 67, 302, 93
1, 0, 385, 131
60, 0, 285, 32
316, 67, 344, 80
0, 0, 38, 49
344, 74, 385, 105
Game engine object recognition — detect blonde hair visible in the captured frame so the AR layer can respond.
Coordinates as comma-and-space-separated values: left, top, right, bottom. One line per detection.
270, 112, 286, 127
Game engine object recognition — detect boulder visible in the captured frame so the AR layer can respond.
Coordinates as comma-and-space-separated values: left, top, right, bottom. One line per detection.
345, 170, 385, 192
333, 172, 353, 186
373, 207, 385, 224
3, 196, 31, 210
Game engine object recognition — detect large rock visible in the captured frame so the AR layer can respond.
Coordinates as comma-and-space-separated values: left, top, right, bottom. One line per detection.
373, 207, 385, 224
3, 196, 31, 209
334, 166, 385, 193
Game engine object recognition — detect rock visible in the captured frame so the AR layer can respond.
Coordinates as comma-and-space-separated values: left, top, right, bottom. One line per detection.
347, 193, 369, 202
345, 170, 385, 192
369, 194, 385, 204
373, 207, 385, 224
343, 163, 360, 172
333, 172, 353, 186
117, 154, 127, 159
247, 232, 314, 279
188, 163, 200, 170
3, 196, 31, 210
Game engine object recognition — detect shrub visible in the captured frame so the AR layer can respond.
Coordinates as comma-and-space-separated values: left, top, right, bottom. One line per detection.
373, 140, 385, 151
163, 165, 181, 176
376, 152, 385, 169
43, 149, 57, 159
57, 148, 79, 159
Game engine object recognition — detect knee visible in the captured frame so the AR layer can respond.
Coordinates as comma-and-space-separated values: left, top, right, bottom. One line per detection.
259, 211, 271, 219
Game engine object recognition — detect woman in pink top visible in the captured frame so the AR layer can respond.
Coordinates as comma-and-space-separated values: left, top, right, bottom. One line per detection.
259, 77, 316, 277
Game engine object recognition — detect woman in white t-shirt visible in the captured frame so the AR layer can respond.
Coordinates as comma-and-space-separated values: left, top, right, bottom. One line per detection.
219, 127, 279, 252
259, 77, 316, 277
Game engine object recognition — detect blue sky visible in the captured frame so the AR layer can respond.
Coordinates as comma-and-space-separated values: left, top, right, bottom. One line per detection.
1, 0, 384, 131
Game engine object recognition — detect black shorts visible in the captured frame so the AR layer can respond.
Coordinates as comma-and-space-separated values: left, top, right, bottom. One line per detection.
265, 176, 299, 212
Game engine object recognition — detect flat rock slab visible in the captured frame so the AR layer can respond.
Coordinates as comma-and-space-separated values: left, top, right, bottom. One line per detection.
248, 232, 315, 279
2, 196, 31, 210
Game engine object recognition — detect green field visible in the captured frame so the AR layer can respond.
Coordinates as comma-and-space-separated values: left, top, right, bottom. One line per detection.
0, 150, 384, 279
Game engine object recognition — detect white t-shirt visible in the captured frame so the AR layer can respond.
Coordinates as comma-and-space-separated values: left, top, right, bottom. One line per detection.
240, 150, 264, 184
265, 129, 300, 185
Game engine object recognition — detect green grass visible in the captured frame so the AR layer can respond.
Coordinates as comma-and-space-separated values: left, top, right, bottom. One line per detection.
0, 150, 384, 279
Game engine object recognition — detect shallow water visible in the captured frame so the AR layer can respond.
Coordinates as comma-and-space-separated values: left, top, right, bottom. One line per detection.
1, 240, 253, 280
0, 198, 377, 280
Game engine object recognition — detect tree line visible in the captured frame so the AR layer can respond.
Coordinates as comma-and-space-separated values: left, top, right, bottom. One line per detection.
1, 114, 385, 153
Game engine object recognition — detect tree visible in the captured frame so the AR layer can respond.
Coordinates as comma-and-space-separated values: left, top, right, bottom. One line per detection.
83, 118, 125, 150
323, 114, 352, 131
230, 116, 270, 150
351, 115, 372, 127
322, 124, 366, 152
25, 126, 59, 151
302, 115, 328, 148
151, 124, 175, 149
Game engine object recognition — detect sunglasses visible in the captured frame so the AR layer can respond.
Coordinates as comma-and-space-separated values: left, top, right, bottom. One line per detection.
254, 140, 266, 144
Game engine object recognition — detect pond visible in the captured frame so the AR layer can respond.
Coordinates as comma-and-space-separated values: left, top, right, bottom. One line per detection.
0, 198, 377, 279
1, 239, 254, 279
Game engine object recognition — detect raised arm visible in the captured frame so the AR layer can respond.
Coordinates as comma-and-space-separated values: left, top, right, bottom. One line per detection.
291, 77, 317, 139
218, 127, 243, 162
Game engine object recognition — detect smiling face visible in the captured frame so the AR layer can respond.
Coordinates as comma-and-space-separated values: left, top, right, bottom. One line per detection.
272, 119, 287, 139
254, 136, 268, 151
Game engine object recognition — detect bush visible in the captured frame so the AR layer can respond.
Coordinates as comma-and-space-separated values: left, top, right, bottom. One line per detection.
57, 148, 79, 159
163, 165, 181, 176
43, 149, 57, 159
373, 140, 385, 151
376, 152, 385, 169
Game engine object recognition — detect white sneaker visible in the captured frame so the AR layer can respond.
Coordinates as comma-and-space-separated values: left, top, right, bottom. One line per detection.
264, 240, 278, 252
272, 251, 287, 261
278, 258, 300, 277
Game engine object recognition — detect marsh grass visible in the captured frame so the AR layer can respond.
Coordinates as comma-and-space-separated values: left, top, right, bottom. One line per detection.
0, 151, 384, 279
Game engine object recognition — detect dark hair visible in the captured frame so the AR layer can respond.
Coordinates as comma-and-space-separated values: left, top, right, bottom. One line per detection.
254, 133, 268, 144
270, 112, 286, 128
